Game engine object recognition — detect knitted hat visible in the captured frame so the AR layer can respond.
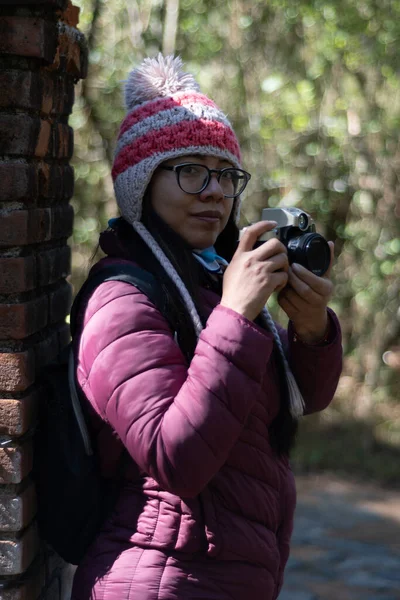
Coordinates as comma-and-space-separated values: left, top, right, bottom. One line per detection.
111, 53, 242, 225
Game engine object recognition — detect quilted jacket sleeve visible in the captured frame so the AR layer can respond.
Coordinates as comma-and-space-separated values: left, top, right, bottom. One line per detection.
276, 308, 342, 415
77, 281, 275, 498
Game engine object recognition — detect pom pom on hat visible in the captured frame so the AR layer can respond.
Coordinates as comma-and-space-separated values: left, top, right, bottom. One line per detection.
124, 54, 200, 110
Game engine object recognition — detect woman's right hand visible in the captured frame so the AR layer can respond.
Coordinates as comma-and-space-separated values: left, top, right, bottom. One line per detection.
220, 221, 289, 321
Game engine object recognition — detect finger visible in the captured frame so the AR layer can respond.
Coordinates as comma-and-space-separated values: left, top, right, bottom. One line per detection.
275, 279, 289, 293
278, 291, 301, 315
291, 263, 333, 297
252, 237, 288, 262
263, 252, 290, 273
271, 271, 289, 292
279, 285, 307, 312
288, 267, 332, 304
237, 221, 278, 253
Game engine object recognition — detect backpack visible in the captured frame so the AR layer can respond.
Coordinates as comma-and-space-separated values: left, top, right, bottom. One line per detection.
34, 263, 166, 565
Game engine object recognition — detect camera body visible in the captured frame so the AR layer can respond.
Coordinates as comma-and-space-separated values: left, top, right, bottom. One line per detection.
250, 207, 330, 277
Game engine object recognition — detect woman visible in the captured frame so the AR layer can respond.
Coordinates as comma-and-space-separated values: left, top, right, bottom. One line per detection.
71, 54, 342, 600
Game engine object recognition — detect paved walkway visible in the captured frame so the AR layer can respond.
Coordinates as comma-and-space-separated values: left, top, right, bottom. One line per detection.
279, 474, 400, 599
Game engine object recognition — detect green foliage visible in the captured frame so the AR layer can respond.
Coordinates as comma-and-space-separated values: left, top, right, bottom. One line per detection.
70, 0, 400, 421
292, 411, 400, 487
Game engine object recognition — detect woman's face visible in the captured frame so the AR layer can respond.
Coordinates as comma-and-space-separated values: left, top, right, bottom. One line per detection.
147, 155, 235, 249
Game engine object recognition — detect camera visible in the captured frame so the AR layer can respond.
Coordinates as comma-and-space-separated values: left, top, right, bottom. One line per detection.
245, 207, 331, 277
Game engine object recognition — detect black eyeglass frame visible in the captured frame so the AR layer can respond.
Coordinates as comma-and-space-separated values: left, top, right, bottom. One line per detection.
159, 163, 251, 198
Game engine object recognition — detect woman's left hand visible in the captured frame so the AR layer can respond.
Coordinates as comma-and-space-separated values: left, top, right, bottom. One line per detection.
277, 241, 335, 344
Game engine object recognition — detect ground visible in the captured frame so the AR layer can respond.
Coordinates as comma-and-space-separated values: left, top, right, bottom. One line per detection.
280, 474, 400, 599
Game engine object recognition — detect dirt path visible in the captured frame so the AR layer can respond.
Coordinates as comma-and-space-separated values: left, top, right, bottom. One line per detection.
279, 474, 400, 599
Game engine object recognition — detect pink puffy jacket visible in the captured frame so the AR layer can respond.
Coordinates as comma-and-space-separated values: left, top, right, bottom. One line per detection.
71, 257, 342, 600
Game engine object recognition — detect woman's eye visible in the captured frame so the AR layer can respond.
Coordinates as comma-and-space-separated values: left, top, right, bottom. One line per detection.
222, 170, 237, 181
181, 165, 200, 175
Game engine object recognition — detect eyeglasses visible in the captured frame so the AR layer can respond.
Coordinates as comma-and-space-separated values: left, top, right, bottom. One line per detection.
159, 163, 251, 198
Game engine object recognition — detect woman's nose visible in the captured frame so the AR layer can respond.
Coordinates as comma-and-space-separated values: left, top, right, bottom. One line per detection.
199, 173, 224, 201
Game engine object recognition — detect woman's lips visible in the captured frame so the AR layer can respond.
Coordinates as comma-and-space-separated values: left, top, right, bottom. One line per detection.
191, 211, 222, 223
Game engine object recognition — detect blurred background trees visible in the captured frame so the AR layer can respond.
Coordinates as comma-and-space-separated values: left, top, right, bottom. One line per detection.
71, 0, 400, 483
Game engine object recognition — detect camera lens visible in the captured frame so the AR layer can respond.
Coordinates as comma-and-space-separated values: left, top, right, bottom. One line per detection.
287, 233, 330, 276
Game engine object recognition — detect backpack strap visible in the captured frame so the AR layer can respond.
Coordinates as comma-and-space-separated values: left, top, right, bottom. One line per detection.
68, 263, 166, 456
70, 262, 163, 338
69, 349, 94, 456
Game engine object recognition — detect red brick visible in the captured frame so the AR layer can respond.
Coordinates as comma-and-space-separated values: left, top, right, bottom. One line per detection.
0, 70, 75, 117
35, 120, 52, 158
0, 523, 39, 575
49, 23, 88, 79
0, 208, 52, 247
37, 246, 71, 286
0, 256, 36, 294
57, 76, 75, 116
0, 391, 37, 436
58, 29, 87, 79
61, 2, 81, 28
0, 115, 73, 159
38, 162, 74, 202
0, 115, 42, 158
0, 296, 48, 340
0, 207, 74, 248
0, 160, 74, 206
0, 482, 36, 532
47, 74, 75, 117
51, 204, 74, 239
0, 250, 70, 294
51, 123, 74, 159
48, 281, 72, 324
0, 71, 42, 113
0, 161, 38, 203
40, 74, 55, 116
0, 439, 33, 485
0, 352, 35, 393
0, 17, 57, 64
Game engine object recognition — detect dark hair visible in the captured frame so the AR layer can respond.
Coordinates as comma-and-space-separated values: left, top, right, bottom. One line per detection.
113, 205, 297, 455
115, 203, 211, 361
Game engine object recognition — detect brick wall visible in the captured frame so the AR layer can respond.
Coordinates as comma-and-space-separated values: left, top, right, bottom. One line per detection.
0, 1, 86, 598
